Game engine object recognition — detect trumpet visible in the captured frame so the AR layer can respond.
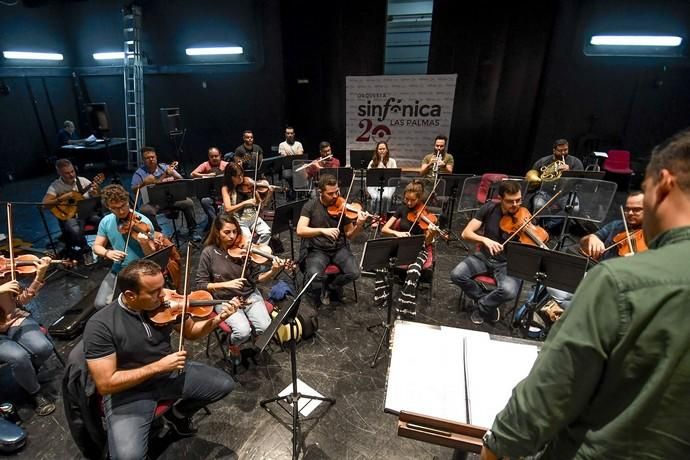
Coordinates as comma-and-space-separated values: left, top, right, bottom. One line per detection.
526, 159, 566, 184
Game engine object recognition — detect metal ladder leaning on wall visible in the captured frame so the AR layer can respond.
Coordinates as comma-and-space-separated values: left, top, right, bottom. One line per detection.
123, 5, 145, 171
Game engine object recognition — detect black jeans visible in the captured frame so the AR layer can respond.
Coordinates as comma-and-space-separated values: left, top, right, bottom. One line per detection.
303, 245, 360, 300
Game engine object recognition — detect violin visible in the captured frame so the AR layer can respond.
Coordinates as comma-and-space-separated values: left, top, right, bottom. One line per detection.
118, 211, 151, 236
326, 197, 379, 222
236, 177, 281, 199
227, 238, 296, 271
405, 203, 453, 240
148, 289, 229, 325
611, 229, 647, 257
0, 254, 75, 277
499, 207, 549, 249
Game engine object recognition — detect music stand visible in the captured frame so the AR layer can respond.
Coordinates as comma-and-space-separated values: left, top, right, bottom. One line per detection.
361, 235, 425, 367
192, 175, 224, 205
505, 242, 589, 339
350, 150, 371, 204
366, 168, 402, 217
437, 174, 473, 233
143, 244, 173, 268
258, 273, 335, 460
319, 167, 353, 190
272, 199, 308, 260
146, 180, 192, 247
561, 170, 606, 180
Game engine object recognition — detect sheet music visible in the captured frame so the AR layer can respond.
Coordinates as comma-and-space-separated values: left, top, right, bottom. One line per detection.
385, 320, 538, 429
464, 338, 538, 428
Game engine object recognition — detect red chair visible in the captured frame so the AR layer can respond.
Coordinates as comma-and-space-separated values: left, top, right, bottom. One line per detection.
603, 150, 634, 191
205, 300, 274, 373
323, 264, 359, 303
457, 274, 497, 311
476, 173, 508, 204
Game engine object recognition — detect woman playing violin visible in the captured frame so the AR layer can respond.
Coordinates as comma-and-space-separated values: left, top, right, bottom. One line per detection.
93, 184, 155, 309
450, 181, 522, 325
195, 214, 281, 349
579, 191, 647, 260
374, 180, 436, 315
0, 256, 56, 416
221, 162, 272, 244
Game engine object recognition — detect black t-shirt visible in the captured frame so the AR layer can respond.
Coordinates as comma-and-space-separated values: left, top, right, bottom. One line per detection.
300, 197, 353, 251
195, 244, 259, 298
83, 297, 173, 370
475, 201, 512, 261
393, 205, 424, 235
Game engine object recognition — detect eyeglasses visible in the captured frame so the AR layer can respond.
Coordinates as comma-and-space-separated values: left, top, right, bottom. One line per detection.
624, 207, 643, 214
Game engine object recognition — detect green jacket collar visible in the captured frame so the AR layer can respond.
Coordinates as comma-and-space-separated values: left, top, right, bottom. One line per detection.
648, 225, 690, 249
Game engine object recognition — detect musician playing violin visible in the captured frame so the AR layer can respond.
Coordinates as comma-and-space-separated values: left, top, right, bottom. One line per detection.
450, 181, 522, 325
0, 256, 56, 416
375, 180, 438, 317
580, 190, 646, 260
297, 174, 366, 306
221, 162, 272, 244
195, 213, 280, 352
42, 158, 101, 263
93, 184, 155, 309
84, 260, 236, 460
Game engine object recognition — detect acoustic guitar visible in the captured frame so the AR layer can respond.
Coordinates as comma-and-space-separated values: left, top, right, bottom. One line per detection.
50, 173, 105, 221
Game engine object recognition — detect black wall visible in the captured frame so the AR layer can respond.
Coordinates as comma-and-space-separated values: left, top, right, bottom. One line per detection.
1, 0, 690, 181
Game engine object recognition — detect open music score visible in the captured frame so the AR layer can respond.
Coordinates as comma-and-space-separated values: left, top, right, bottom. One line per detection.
386, 321, 539, 452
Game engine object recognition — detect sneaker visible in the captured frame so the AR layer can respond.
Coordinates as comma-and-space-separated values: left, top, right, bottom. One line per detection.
228, 344, 242, 365
328, 285, 345, 303
320, 291, 331, 306
163, 411, 198, 437
470, 309, 484, 325
32, 394, 56, 416
488, 307, 501, 323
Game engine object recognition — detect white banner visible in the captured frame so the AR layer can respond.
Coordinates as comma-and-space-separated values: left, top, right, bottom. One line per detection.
345, 74, 457, 168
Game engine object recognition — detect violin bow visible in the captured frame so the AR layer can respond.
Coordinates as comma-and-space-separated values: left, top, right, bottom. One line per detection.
408, 177, 441, 233
602, 229, 643, 254
500, 190, 562, 248
6, 203, 16, 282
620, 205, 635, 255
111, 188, 141, 300
178, 243, 193, 354
240, 200, 262, 280
252, 148, 260, 199
335, 173, 358, 231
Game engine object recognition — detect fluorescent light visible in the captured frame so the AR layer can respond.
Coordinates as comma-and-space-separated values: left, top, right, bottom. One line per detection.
591, 35, 682, 47
185, 46, 243, 56
93, 51, 125, 60
3, 51, 63, 60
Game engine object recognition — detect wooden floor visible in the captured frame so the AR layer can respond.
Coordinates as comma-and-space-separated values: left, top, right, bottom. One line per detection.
0, 172, 626, 459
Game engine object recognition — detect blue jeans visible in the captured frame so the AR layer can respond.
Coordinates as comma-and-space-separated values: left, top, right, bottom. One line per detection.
217, 290, 272, 345
450, 253, 520, 317
104, 361, 234, 460
303, 245, 360, 301
200, 197, 218, 228
0, 317, 54, 395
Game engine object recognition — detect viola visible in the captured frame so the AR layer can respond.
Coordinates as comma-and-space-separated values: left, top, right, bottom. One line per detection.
0, 255, 75, 277
499, 207, 549, 249
148, 289, 229, 325
326, 197, 379, 222
611, 229, 647, 257
118, 212, 152, 236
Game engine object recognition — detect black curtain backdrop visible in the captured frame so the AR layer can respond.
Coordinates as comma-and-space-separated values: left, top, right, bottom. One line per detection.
428, 0, 558, 175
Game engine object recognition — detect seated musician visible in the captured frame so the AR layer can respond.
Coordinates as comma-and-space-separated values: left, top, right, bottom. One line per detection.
419, 135, 454, 178
84, 259, 237, 460
224, 130, 264, 171
220, 162, 272, 244
305, 141, 341, 180
278, 126, 304, 200
190, 146, 228, 230
57, 120, 79, 146
296, 174, 366, 306
42, 159, 101, 263
92, 184, 154, 309
130, 146, 201, 242
195, 214, 285, 358
375, 180, 437, 317
450, 180, 522, 325
0, 257, 56, 415
366, 141, 398, 216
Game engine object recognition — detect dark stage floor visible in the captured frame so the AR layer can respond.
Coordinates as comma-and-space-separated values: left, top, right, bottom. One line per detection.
0, 172, 627, 459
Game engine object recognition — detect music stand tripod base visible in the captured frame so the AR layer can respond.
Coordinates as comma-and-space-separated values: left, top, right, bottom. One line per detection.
257, 273, 335, 460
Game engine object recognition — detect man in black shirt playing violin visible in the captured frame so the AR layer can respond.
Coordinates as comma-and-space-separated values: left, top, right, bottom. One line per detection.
84, 259, 238, 460
450, 180, 522, 325
297, 174, 367, 306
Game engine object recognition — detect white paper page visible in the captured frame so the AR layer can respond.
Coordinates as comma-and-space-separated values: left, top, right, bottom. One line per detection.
464, 338, 538, 428
278, 378, 325, 416
385, 321, 490, 424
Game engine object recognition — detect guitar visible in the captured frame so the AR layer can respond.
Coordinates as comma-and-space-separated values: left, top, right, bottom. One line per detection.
50, 173, 105, 221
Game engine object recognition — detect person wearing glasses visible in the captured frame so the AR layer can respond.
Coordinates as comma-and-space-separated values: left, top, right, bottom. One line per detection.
450, 180, 522, 325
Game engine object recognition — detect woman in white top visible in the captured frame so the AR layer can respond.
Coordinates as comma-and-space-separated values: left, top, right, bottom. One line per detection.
367, 141, 397, 216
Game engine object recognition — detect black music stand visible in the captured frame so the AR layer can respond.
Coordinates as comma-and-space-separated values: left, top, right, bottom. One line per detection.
362, 235, 425, 368
350, 150, 371, 204
258, 273, 335, 460
319, 167, 354, 190
366, 168, 402, 217
146, 180, 192, 247
505, 242, 589, 339
272, 199, 308, 261
438, 174, 473, 234
192, 175, 224, 224
561, 170, 606, 180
